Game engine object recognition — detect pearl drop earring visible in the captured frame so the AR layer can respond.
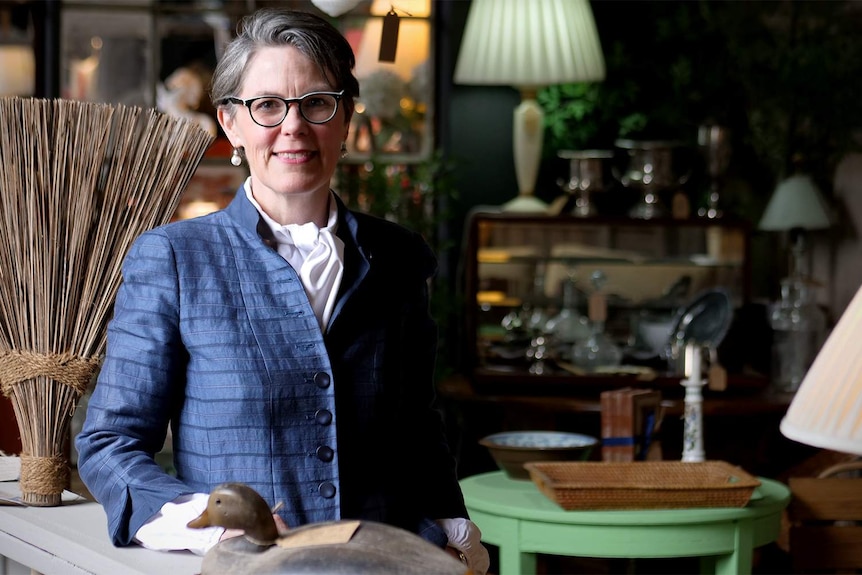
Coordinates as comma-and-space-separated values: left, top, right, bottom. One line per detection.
230, 148, 243, 167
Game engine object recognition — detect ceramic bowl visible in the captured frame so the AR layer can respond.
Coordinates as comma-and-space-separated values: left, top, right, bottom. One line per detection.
479, 431, 598, 480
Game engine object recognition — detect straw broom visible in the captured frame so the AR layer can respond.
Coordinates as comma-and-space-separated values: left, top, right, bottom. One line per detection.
0, 97, 214, 506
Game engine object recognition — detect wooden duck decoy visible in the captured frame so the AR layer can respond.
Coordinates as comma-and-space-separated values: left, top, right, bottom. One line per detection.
188, 482, 472, 575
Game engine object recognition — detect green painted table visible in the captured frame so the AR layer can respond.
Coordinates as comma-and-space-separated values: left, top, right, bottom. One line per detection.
460, 471, 790, 575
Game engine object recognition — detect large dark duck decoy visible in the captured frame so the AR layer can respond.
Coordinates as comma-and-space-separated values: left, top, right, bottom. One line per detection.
188, 482, 471, 575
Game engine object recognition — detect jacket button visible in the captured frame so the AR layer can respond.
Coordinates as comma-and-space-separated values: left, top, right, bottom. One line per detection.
318, 481, 336, 498
313, 372, 331, 388
316, 446, 334, 462
315, 409, 333, 425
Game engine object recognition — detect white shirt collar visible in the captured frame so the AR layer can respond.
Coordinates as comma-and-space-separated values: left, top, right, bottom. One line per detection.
243, 178, 344, 329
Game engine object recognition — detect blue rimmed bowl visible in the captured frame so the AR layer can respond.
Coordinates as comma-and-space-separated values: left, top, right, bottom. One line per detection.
479, 431, 598, 480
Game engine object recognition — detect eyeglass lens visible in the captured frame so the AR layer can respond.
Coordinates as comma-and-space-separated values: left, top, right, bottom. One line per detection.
249, 93, 339, 126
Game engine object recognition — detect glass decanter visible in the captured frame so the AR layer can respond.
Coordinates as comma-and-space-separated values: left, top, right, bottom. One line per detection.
572, 271, 622, 371
544, 275, 590, 361
769, 277, 826, 392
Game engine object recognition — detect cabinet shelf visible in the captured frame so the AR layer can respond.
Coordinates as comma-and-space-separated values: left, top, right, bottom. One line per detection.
462, 212, 753, 387
469, 366, 768, 393
479, 255, 742, 266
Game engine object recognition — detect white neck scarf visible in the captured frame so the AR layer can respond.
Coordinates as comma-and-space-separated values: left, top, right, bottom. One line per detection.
245, 181, 345, 329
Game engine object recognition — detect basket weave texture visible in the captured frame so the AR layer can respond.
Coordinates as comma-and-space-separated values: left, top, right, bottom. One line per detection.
525, 461, 761, 510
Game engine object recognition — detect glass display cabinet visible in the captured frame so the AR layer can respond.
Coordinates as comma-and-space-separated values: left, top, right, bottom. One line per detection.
461, 211, 758, 391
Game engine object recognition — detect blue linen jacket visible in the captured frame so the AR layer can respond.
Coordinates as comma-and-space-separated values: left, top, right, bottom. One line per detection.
75, 190, 467, 547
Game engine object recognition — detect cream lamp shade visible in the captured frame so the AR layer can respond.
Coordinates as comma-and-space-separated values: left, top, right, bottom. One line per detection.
780, 282, 862, 455
758, 174, 831, 232
454, 0, 605, 213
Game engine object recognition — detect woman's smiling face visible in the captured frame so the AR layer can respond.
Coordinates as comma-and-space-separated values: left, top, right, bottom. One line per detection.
219, 44, 349, 208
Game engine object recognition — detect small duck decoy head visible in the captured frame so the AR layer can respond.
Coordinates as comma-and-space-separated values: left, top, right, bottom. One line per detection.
187, 482, 280, 546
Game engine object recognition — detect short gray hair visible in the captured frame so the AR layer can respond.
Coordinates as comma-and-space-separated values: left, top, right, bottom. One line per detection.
211, 9, 359, 119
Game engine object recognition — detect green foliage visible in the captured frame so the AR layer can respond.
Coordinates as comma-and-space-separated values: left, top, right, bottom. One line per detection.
539, 83, 602, 151
337, 151, 460, 249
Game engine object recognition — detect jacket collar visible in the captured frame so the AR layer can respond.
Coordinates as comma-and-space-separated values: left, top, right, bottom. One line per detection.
224, 185, 360, 247
222, 187, 371, 329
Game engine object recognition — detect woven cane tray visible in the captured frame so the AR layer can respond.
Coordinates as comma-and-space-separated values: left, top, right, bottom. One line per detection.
524, 461, 761, 510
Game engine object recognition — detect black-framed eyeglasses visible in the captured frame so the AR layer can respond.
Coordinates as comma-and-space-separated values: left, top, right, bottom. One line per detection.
223, 90, 345, 127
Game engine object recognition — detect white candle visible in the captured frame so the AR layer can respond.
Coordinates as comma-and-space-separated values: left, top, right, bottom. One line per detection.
681, 342, 706, 462
685, 343, 701, 380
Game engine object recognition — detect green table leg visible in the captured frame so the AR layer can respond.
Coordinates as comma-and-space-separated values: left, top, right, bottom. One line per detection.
711, 519, 754, 575
498, 543, 536, 575
490, 515, 535, 575
700, 554, 716, 573
470, 509, 537, 575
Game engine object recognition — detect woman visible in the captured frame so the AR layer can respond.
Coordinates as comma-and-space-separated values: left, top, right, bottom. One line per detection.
75, 8, 488, 573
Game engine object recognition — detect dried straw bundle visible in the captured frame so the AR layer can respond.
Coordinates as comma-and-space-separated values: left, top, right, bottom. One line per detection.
0, 97, 214, 506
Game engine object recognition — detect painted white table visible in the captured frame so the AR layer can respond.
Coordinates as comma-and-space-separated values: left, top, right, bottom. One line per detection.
0, 483, 202, 575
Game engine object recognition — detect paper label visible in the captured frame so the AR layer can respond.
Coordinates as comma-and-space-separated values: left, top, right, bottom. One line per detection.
708, 363, 728, 391
276, 520, 361, 549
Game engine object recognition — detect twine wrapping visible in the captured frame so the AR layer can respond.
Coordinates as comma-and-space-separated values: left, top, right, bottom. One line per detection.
0, 350, 100, 398
19, 453, 69, 496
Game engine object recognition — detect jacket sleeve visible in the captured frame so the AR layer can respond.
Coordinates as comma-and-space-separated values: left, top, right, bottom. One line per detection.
74, 230, 193, 546
397, 231, 469, 524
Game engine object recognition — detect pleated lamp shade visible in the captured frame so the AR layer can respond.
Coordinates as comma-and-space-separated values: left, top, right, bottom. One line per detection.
780, 284, 862, 455
453, 0, 605, 212
454, 0, 605, 88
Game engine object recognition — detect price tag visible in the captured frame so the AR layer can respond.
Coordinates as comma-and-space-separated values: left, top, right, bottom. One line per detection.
708, 362, 728, 391
379, 10, 400, 62
277, 520, 361, 549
